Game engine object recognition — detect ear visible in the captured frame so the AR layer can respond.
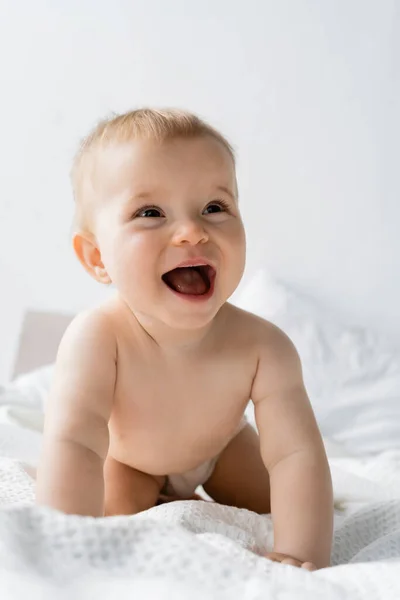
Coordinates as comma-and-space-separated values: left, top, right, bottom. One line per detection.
72, 232, 112, 284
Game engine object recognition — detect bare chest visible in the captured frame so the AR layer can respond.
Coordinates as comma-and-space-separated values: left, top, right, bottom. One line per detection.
108, 351, 255, 475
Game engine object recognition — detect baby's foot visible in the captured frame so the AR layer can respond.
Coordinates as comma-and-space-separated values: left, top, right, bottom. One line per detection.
157, 492, 203, 505
265, 552, 317, 571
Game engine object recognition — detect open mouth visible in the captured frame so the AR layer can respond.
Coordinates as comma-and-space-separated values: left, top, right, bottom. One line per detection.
162, 265, 216, 297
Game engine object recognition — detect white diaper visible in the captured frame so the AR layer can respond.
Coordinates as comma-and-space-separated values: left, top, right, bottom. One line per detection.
162, 415, 248, 499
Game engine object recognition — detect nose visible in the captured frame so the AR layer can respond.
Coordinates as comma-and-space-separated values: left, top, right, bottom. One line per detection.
171, 218, 209, 246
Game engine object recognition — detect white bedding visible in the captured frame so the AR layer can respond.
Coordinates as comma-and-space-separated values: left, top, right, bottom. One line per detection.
0, 386, 399, 598
1, 271, 400, 598
0, 452, 399, 599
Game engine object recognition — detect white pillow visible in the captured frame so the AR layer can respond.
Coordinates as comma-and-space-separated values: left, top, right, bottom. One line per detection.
0, 364, 54, 412
0, 365, 54, 467
235, 270, 400, 457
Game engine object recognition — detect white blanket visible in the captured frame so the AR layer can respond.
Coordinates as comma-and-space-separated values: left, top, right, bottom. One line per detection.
0, 451, 400, 599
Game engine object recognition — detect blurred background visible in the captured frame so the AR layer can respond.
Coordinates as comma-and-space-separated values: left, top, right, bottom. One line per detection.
0, 0, 399, 381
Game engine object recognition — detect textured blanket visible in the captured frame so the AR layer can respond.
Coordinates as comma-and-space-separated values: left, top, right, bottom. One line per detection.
0, 455, 399, 599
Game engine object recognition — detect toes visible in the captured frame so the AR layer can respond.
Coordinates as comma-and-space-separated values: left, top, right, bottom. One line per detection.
302, 562, 317, 571
281, 558, 301, 567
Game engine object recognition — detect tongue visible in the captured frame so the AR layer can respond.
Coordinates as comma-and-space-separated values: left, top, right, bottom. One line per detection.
164, 267, 208, 295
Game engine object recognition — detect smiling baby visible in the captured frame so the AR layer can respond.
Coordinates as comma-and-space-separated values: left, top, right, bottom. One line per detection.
36, 108, 333, 570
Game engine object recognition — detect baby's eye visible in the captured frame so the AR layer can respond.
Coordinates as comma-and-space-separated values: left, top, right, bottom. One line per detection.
134, 206, 164, 218
203, 200, 229, 215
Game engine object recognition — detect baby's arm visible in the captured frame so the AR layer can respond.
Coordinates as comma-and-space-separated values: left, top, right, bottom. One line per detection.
36, 311, 116, 517
251, 323, 333, 569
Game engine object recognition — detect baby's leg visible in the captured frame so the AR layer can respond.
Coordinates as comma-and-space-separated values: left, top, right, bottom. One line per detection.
104, 454, 165, 516
203, 423, 271, 514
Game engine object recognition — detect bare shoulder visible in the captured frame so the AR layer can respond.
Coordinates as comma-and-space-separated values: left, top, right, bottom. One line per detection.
59, 303, 117, 355
224, 302, 297, 354
47, 305, 118, 432
224, 303, 302, 400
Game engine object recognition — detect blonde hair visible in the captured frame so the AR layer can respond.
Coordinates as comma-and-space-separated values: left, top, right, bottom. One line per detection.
71, 108, 235, 233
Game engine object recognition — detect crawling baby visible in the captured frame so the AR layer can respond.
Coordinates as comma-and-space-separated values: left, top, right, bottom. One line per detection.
36, 108, 333, 570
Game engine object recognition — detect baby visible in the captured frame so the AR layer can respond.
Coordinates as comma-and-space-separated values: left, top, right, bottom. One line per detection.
36, 108, 333, 570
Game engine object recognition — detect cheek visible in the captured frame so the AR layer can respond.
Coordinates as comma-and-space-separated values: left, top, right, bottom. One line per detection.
236, 220, 246, 246
223, 221, 246, 279
221, 220, 246, 255
106, 231, 160, 281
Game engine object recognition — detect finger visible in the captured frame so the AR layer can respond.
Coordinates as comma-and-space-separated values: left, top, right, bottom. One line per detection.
265, 553, 282, 563
301, 562, 317, 571
281, 558, 302, 567
266, 552, 298, 565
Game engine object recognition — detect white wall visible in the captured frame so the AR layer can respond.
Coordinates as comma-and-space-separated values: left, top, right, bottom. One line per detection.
0, 0, 399, 381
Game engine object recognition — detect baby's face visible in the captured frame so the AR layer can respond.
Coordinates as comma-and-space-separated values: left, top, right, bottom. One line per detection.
92, 136, 246, 329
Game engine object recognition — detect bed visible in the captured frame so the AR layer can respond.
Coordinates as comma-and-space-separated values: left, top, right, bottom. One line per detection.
0, 269, 399, 599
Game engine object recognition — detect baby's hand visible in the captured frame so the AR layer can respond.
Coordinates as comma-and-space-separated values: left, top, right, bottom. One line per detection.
265, 552, 317, 571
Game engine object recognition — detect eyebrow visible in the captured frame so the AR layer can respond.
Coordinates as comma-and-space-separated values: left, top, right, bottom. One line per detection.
123, 191, 155, 206
130, 191, 154, 201
126, 185, 237, 205
216, 185, 236, 200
